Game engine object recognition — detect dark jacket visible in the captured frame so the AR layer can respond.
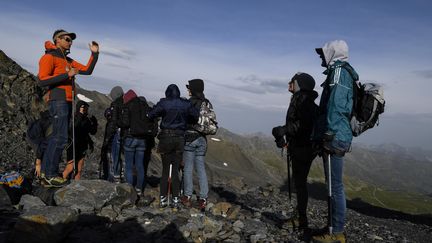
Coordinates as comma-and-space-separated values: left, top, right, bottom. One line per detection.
148, 84, 199, 133
102, 96, 123, 148
73, 112, 98, 152
285, 90, 318, 147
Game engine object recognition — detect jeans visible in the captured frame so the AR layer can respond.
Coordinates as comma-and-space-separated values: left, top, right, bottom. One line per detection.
323, 139, 351, 233
183, 136, 209, 199
111, 129, 122, 177
123, 137, 146, 190
41, 100, 71, 178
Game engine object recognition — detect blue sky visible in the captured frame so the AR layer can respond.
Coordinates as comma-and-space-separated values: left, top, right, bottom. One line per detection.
1, 0, 432, 148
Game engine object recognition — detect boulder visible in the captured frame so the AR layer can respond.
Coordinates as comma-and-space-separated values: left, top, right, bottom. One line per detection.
18, 194, 46, 211
11, 206, 78, 243
54, 180, 137, 213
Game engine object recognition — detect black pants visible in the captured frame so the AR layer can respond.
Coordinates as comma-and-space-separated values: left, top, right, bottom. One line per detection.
290, 146, 316, 219
157, 135, 184, 197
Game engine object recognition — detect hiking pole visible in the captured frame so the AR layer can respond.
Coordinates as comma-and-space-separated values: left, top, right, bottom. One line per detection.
287, 150, 292, 202
72, 78, 76, 178
167, 163, 173, 207
325, 152, 333, 234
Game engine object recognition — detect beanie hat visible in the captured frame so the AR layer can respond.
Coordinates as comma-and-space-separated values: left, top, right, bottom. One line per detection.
290, 72, 315, 91
109, 86, 124, 100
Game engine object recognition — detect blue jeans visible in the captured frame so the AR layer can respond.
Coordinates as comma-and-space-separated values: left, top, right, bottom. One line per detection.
41, 100, 71, 178
111, 129, 122, 177
183, 136, 208, 199
123, 137, 146, 190
323, 140, 351, 233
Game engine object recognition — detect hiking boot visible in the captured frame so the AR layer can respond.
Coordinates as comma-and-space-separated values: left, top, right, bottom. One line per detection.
284, 215, 308, 230
171, 197, 180, 209
41, 176, 68, 188
181, 195, 192, 208
312, 232, 346, 243
114, 175, 121, 184
135, 188, 142, 197
198, 198, 207, 211
159, 196, 168, 208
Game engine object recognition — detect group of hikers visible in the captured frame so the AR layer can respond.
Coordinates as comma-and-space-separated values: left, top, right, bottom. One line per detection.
31, 28, 361, 243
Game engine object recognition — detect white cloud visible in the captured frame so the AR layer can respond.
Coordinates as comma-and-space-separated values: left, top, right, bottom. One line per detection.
1, 9, 431, 136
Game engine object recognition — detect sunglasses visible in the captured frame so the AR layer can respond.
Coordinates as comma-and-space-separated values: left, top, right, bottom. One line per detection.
62, 37, 73, 43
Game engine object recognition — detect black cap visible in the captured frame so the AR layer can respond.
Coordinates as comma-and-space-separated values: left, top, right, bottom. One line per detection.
52, 29, 76, 42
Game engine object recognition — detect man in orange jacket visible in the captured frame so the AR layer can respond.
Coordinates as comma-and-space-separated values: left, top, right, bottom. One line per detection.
38, 29, 99, 187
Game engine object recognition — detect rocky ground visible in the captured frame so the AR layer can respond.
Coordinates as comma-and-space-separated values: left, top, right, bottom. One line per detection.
1, 177, 431, 243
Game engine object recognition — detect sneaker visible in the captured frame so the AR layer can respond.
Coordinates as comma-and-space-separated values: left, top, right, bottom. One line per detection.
160, 196, 168, 208
198, 198, 207, 211
172, 197, 180, 209
42, 176, 68, 188
312, 232, 346, 243
181, 195, 192, 207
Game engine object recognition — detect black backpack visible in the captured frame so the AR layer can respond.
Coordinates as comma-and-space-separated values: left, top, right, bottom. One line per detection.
350, 82, 385, 136
123, 97, 156, 137
26, 110, 52, 148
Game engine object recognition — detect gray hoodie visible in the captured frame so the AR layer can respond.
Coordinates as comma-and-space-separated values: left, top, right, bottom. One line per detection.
321, 40, 349, 67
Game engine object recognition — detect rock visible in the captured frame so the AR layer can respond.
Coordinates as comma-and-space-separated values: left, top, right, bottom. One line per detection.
205, 202, 215, 211
0, 185, 12, 210
250, 234, 266, 243
211, 202, 232, 217
31, 185, 58, 206
243, 219, 267, 236
18, 194, 45, 211
233, 220, 244, 229
98, 205, 118, 221
227, 177, 245, 192
227, 205, 241, 220
54, 180, 137, 213
11, 206, 78, 243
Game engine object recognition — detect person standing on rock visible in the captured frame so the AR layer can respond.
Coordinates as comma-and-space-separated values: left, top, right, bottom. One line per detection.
312, 40, 359, 243
100, 86, 124, 182
148, 84, 199, 209
62, 100, 98, 180
118, 90, 153, 196
272, 72, 318, 229
181, 79, 212, 211
37, 29, 99, 187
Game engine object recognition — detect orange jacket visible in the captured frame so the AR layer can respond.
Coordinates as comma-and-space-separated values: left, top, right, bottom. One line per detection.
38, 41, 98, 102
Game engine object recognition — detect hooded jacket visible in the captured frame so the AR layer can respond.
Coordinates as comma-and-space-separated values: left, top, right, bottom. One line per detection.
148, 84, 199, 132
314, 40, 359, 143
38, 41, 98, 102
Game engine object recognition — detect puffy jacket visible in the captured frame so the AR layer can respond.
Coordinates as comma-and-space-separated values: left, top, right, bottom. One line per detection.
314, 40, 359, 143
285, 90, 318, 147
148, 84, 199, 132
38, 41, 98, 102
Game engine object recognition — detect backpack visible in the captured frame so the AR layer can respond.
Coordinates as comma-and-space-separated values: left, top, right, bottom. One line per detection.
125, 97, 156, 137
0, 171, 25, 189
350, 82, 385, 137
193, 100, 218, 135
26, 110, 52, 148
